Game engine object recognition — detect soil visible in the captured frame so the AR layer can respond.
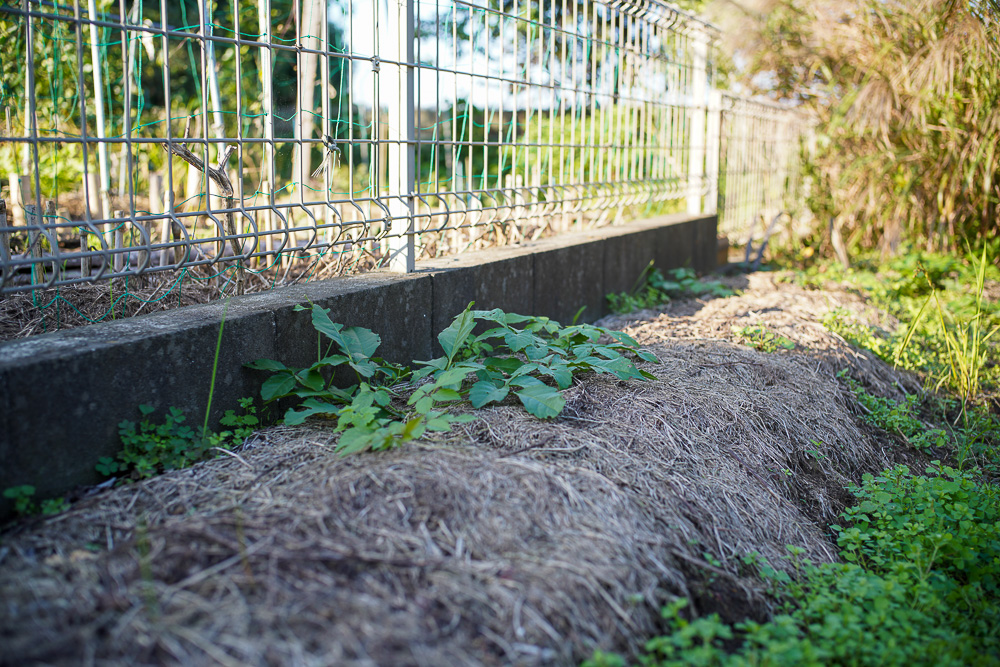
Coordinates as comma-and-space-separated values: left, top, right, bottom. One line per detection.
0, 270, 933, 666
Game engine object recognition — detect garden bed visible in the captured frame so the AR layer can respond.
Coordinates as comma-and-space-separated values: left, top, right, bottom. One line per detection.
0, 273, 927, 666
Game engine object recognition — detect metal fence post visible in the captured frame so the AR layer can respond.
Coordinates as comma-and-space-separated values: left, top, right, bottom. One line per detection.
706, 90, 723, 215
386, 0, 415, 272
687, 32, 709, 216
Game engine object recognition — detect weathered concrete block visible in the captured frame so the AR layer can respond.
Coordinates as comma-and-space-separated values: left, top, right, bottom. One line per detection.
0, 213, 718, 519
0, 301, 276, 508
276, 272, 434, 367
602, 227, 660, 299
532, 239, 606, 324
421, 247, 535, 353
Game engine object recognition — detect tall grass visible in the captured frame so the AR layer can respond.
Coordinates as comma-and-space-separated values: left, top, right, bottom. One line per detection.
743, 0, 1000, 254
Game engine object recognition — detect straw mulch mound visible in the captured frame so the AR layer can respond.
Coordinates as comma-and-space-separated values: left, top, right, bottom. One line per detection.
0, 272, 926, 666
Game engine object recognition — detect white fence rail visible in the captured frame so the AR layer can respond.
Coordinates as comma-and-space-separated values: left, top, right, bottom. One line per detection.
0, 0, 801, 301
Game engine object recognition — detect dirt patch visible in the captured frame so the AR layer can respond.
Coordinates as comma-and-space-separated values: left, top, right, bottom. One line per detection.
0, 274, 928, 666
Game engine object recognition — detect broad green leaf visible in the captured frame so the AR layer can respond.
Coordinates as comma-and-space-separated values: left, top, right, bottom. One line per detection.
400, 416, 426, 441
425, 415, 456, 431
413, 357, 448, 381
340, 326, 382, 362
472, 308, 508, 324
414, 395, 434, 414
543, 364, 573, 389
439, 302, 477, 364
504, 329, 536, 352
261, 374, 297, 402
336, 427, 377, 455
483, 356, 524, 374
310, 304, 346, 346
245, 358, 287, 371
349, 358, 378, 379
524, 345, 555, 362
469, 380, 510, 408
475, 326, 511, 342
433, 388, 462, 402
313, 354, 349, 368
435, 367, 471, 388
284, 398, 341, 425
473, 309, 532, 325
635, 349, 660, 364
515, 383, 566, 419
604, 330, 640, 347
595, 346, 623, 360
296, 367, 326, 391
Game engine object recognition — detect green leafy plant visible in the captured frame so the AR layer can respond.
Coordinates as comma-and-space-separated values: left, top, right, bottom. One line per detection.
1, 485, 68, 518
732, 325, 795, 353
250, 302, 660, 455
3, 485, 38, 516
804, 248, 1000, 401
97, 398, 258, 480
895, 248, 1000, 404
607, 263, 734, 314
840, 372, 947, 454
587, 465, 1000, 666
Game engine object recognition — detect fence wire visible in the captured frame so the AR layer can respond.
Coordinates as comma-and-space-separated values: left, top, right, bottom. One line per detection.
717, 94, 809, 246
0, 0, 720, 302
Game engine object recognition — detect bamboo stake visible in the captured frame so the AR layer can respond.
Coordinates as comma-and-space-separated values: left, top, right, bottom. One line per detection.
113, 210, 126, 273
80, 226, 91, 278
25, 204, 43, 285
44, 200, 57, 280
0, 198, 10, 286
8, 173, 26, 228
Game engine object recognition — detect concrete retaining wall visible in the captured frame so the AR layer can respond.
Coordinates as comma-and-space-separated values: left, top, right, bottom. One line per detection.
0, 213, 716, 517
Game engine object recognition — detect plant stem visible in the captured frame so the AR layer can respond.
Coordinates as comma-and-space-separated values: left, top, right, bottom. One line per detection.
204, 299, 230, 437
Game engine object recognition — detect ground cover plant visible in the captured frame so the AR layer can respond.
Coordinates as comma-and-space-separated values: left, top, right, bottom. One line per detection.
607, 263, 733, 314
791, 247, 1000, 403
732, 325, 795, 353
579, 247, 1000, 666
95, 399, 259, 480
248, 302, 659, 454
585, 464, 1000, 667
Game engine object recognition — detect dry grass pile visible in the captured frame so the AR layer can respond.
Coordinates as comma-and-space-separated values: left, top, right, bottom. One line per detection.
0, 275, 924, 666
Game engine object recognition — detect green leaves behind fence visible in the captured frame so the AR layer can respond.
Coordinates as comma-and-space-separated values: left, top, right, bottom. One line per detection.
249, 302, 659, 455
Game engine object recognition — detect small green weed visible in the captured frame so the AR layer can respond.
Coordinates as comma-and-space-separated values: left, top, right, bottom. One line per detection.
2, 485, 70, 517
607, 263, 733, 314
586, 465, 1000, 666
804, 248, 1000, 402
840, 372, 947, 453
3, 485, 38, 516
732, 325, 795, 353
250, 302, 659, 455
97, 398, 258, 480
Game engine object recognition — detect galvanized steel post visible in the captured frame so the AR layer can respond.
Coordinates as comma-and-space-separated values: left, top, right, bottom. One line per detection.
387, 0, 415, 273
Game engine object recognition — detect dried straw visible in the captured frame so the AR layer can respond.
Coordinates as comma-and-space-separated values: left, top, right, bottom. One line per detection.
0, 272, 927, 666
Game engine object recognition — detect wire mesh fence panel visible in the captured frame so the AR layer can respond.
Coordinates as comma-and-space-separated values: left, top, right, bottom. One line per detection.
0, 0, 719, 307
717, 94, 810, 248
